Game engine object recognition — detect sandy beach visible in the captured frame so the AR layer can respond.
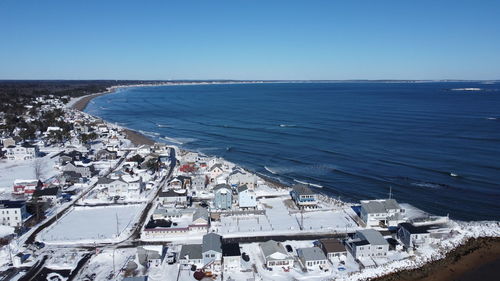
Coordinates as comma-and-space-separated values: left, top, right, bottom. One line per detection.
375, 237, 500, 281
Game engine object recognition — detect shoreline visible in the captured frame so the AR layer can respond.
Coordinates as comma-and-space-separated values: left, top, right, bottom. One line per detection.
374, 236, 500, 281
68, 83, 500, 280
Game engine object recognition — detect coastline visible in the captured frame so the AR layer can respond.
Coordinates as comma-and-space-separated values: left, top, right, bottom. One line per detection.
374, 237, 500, 281
68, 83, 500, 280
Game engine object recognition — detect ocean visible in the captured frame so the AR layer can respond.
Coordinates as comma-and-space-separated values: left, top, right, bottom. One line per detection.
85, 82, 500, 221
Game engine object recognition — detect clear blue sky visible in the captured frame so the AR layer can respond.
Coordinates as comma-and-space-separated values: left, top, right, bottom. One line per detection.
1, 0, 499, 80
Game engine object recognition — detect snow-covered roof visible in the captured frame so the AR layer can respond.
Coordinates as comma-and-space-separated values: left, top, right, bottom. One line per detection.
260, 240, 289, 260
202, 233, 222, 253
361, 199, 401, 214
297, 247, 327, 261
356, 229, 388, 246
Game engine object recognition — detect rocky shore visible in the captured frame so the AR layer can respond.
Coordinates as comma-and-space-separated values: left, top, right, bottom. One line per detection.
374, 237, 500, 281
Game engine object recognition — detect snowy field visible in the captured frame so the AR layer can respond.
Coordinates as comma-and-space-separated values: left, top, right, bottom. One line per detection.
214, 197, 359, 237
40, 204, 143, 244
76, 247, 136, 281
0, 153, 60, 191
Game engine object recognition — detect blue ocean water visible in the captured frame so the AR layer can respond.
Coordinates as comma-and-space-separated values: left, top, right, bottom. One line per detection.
85, 82, 500, 221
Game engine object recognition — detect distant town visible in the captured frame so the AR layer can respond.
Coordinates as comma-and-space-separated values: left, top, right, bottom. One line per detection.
0, 85, 498, 281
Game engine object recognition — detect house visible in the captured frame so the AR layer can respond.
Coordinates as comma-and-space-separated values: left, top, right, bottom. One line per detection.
158, 189, 188, 206
209, 164, 224, 180
0, 200, 29, 228
58, 150, 84, 165
181, 151, 198, 164
360, 199, 405, 227
213, 184, 232, 210
228, 170, 257, 189
33, 187, 61, 203
179, 244, 203, 265
136, 145, 152, 156
96, 177, 129, 198
137, 246, 166, 268
95, 149, 118, 161
5, 143, 38, 160
237, 185, 256, 209
346, 229, 389, 259
202, 233, 222, 269
191, 174, 206, 190
63, 162, 95, 178
61, 171, 84, 185
12, 179, 43, 195
290, 184, 318, 208
259, 240, 294, 269
397, 223, 432, 249
152, 143, 169, 155
1, 137, 15, 148
222, 242, 241, 271
319, 238, 347, 260
297, 247, 328, 270
192, 207, 210, 226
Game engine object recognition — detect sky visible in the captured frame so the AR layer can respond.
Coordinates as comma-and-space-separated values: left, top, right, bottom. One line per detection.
0, 0, 499, 80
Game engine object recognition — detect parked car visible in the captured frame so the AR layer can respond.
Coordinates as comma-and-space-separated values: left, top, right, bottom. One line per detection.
166, 252, 176, 264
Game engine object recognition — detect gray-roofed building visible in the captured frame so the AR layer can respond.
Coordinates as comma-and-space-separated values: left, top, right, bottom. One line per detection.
137, 246, 166, 268
259, 240, 294, 269
297, 247, 328, 270
290, 184, 317, 207
237, 184, 257, 209
122, 277, 148, 281
397, 223, 432, 249
179, 244, 203, 265
202, 233, 222, 269
360, 199, 405, 227
192, 207, 209, 225
346, 229, 389, 259
158, 188, 188, 206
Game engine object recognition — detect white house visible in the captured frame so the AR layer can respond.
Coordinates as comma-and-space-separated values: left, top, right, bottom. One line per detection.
191, 175, 206, 190
5, 144, 37, 160
360, 199, 405, 227
222, 243, 241, 271
95, 177, 141, 198
290, 184, 318, 208
346, 229, 389, 259
209, 164, 224, 180
158, 189, 188, 206
297, 247, 328, 270
237, 185, 257, 209
397, 223, 431, 249
228, 170, 257, 189
137, 246, 165, 268
259, 240, 294, 269
0, 200, 29, 228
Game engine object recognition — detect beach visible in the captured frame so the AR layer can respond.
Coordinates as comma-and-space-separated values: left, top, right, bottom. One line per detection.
70, 86, 155, 146
374, 237, 500, 281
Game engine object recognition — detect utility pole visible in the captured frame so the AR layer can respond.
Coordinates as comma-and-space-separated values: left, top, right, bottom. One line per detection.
116, 213, 120, 237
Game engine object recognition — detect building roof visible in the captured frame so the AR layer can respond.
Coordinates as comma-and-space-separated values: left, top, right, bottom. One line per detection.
237, 185, 248, 193
159, 189, 187, 198
357, 229, 389, 246
297, 247, 327, 261
202, 233, 222, 253
33, 187, 60, 197
361, 199, 401, 214
193, 207, 208, 222
96, 177, 124, 185
292, 184, 315, 196
179, 244, 202, 260
122, 277, 148, 281
213, 184, 231, 191
260, 240, 289, 260
399, 223, 431, 234
209, 163, 223, 171
222, 243, 241, 257
319, 238, 346, 253
0, 200, 26, 209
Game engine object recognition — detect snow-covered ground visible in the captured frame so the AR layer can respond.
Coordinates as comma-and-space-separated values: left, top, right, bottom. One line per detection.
0, 152, 61, 192
76, 247, 136, 281
39, 204, 144, 244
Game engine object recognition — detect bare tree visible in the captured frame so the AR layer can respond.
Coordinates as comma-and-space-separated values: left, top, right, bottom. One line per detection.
33, 158, 44, 180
